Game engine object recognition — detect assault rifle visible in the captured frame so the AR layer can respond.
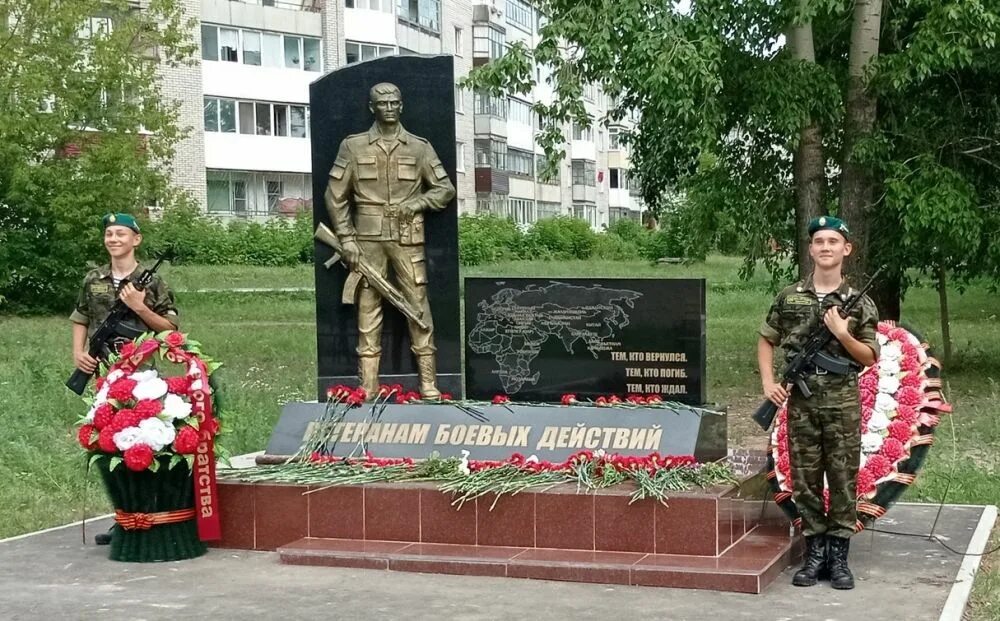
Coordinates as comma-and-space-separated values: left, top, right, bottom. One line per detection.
66, 254, 170, 395
314, 223, 429, 331
753, 268, 882, 431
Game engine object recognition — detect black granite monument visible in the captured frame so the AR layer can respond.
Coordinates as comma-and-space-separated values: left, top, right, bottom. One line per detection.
309, 55, 461, 400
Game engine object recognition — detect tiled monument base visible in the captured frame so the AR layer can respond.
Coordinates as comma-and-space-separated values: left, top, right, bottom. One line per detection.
212, 472, 796, 594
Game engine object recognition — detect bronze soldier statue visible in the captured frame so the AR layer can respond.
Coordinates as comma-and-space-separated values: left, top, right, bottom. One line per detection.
323, 82, 455, 399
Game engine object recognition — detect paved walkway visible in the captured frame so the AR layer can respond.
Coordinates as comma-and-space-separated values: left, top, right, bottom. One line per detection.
0, 503, 993, 621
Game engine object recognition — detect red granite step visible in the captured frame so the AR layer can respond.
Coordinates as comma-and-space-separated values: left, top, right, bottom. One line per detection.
277, 526, 794, 594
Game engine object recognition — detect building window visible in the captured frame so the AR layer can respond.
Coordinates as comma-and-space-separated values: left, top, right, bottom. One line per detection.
346, 41, 396, 64
474, 92, 507, 118
573, 202, 597, 227
476, 194, 509, 217
206, 170, 312, 215
242, 31, 261, 66
473, 25, 505, 60
609, 127, 621, 150
509, 198, 535, 225
454, 26, 464, 56
571, 160, 596, 186
536, 154, 559, 184
455, 86, 464, 113
204, 97, 309, 138
507, 148, 533, 177
202, 25, 320, 72
537, 201, 561, 219
349, 0, 394, 10
506, 0, 533, 32
508, 97, 532, 126
572, 122, 593, 142
609, 206, 636, 224
609, 168, 630, 190
491, 140, 507, 170
398, 0, 441, 33
456, 142, 465, 172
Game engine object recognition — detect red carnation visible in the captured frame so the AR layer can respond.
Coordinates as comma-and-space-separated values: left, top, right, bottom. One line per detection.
95, 376, 106, 392
108, 378, 138, 403
124, 444, 155, 472
98, 427, 117, 453
111, 408, 142, 431
880, 437, 906, 463
889, 327, 909, 342
138, 339, 160, 355
895, 405, 919, 425
866, 454, 893, 479
119, 342, 137, 358
165, 375, 192, 395
173, 426, 199, 454
164, 331, 186, 348
823, 488, 831, 513
78, 424, 98, 450
133, 399, 163, 419
92, 403, 115, 430
492, 395, 510, 404
901, 356, 922, 373
897, 386, 923, 407
877, 322, 892, 336
859, 372, 878, 394
560, 393, 577, 405
776, 453, 791, 478
888, 420, 913, 443
900, 372, 923, 389
440, 392, 453, 401
646, 395, 663, 404
856, 468, 876, 495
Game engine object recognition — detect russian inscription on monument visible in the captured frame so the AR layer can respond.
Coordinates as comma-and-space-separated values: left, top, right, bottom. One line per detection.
464, 278, 706, 404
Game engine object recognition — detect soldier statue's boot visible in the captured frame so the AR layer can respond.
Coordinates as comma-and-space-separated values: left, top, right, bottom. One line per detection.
827, 536, 855, 590
416, 355, 440, 400
792, 534, 827, 587
358, 355, 380, 400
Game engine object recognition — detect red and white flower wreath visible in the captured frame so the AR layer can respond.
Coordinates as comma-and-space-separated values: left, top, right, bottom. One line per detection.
767, 321, 952, 531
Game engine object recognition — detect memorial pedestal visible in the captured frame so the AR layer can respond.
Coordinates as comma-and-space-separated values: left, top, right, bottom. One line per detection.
212, 465, 796, 593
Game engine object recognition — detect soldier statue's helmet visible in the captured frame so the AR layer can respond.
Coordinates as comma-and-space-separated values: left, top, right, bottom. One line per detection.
102, 213, 141, 233
808, 215, 850, 240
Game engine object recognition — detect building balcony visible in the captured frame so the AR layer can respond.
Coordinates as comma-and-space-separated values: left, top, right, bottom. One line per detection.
222, 0, 321, 12
475, 168, 510, 194
202, 61, 315, 103
474, 115, 507, 139
571, 184, 597, 203
205, 133, 311, 173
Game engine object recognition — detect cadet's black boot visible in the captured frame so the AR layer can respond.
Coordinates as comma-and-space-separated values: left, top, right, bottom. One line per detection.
792, 534, 827, 586
827, 536, 855, 590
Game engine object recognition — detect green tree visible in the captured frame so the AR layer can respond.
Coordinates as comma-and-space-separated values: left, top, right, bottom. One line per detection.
0, 0, 196, 313
464, 0, 1000, 318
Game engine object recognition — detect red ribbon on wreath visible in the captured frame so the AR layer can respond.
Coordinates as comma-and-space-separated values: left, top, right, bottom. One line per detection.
186, 352, 221, 541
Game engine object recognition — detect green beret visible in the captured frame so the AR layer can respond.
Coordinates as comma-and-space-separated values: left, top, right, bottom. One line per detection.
102, 213, 140, 233
808, 215, 849, 240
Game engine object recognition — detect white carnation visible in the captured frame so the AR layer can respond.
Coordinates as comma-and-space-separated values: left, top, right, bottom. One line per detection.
137, 417, 175, 451
133, 377, 168, 401
129, 369, 159, 383
868, 409, 891, 432
861, 432, 884, 454
876, 333, 889, 346
113, 426, 143, 451
162, 393, 193, 420
94, 385, 110, 407
458, 449, 471, 476
877, 374, 901, 395
881, 342, 902, 362
878, 358, 901, 376
874, 392, 898, 415
859, 453, 868, 469
106, 369, 125, 384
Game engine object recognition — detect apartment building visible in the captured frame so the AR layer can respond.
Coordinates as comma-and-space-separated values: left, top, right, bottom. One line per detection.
164, 0, 643, 228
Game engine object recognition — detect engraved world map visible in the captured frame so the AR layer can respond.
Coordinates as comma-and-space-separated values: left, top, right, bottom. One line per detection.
466, 282, 643, 393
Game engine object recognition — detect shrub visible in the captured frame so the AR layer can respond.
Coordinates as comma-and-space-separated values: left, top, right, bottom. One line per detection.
458, 214, 524, 266
593, 232, 642, 261
523, 216, 597, 260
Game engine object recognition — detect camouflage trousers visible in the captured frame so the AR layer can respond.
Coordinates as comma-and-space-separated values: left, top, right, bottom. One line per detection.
787, 374, 861, 539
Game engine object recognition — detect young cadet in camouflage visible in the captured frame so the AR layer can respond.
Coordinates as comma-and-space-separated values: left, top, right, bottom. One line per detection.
757, 216, 880, 590
70, 213, 179, 545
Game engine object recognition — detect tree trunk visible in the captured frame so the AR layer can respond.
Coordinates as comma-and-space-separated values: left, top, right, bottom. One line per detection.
869, 269, 900, 320
789, 10, 826, 279
839, 0, 883, 283
937, 264, 952, 365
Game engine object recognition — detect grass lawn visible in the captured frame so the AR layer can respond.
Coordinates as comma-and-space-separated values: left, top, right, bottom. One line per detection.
1, 256, 996, 616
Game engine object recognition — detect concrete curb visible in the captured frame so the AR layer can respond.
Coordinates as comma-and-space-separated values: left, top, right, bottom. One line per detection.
939, 504, 998, 621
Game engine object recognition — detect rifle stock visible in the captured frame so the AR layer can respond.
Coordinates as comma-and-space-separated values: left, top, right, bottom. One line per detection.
752, 400, 779, 431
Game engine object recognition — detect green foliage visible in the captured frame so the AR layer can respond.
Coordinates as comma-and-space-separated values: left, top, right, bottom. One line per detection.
143, 206, 314, 267
523, 216, 597, 260
0, 0, 196, 314
457, 214, 525, 266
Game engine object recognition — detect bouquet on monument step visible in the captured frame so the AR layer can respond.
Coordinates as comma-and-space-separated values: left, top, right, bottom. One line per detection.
74, 331, 226, 562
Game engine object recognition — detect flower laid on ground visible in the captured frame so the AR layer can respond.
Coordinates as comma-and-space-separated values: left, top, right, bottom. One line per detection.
76, 332, 224, 473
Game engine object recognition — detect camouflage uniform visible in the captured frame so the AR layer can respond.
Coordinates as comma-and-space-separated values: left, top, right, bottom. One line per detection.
759, 275, 880, 539
69, 263, 179, 355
